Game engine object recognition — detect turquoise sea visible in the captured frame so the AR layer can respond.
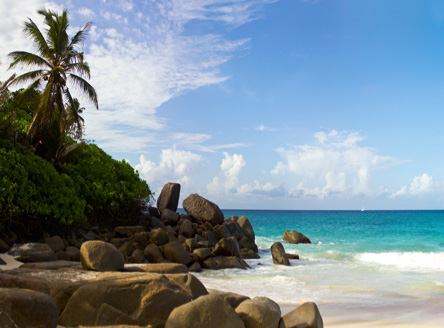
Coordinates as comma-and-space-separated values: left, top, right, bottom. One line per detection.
194, 210, 444, 324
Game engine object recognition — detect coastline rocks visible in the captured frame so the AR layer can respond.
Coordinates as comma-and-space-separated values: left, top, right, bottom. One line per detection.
282, 302, 323, 328
137, 263, 188, 274
58, 274, 193, 327
45, 235, 65, 253
144, 244, 165, 263
283, 230, 311, 244
214, 236, 241, 258
183, 193, 224, 226
235, 297, 281, 328
0, 288, 58, 328
238, 216, 255, 244
157, 183, 181, 213
8, 243, 57, 263
80, 241, 125, 272
0, 273, 50, 294
208, 289, 250, 309
160, 241, 191, 265
162, 209, 180, 226
271, 242, 290, 266
202, 256, 249, 270
165, 294, 245, 328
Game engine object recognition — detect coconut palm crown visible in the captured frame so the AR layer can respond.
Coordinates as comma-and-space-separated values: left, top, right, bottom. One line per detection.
8, 9, 98, 160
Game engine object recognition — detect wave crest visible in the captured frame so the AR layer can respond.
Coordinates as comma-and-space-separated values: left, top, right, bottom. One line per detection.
355, 251, 444, 270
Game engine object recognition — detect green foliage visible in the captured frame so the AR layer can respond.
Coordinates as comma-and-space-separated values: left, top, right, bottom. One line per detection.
59, 143, 152, 227
0, 141, 86, 234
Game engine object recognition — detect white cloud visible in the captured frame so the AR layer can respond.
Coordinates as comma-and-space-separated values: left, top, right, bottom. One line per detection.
255, 125, 276, 132
272, 130, 404, 199
207, 152, 284, 197
135, 148, 203, 197
390, 173, 435, 198
78, 7, 95, 18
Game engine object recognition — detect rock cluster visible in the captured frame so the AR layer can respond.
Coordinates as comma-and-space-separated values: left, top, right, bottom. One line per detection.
0, 259, 323, 328
1, 183, 259, 272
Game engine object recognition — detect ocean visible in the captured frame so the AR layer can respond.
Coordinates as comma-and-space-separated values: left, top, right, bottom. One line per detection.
193, 210, 444, 324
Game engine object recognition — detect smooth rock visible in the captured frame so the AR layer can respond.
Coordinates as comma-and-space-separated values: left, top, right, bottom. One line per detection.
236, 297, 281, 328
214, 236, 241, 258
80, 240, 125, 272
179, 219, 194, 238
8, 243, 57, 263
271, 242, 290, 266
150, 228, 169, 246
45, 235, 65, 253
161, 241, 191, 265
0, 288, 58, 328
208, 289, 250, 309
157, 183, 181, 213
202, 256, 249, 270
165, 294, 244, 328
238, 216, 256, 244
282, 302, 323, 328
0, 273, 50, 294
192, 248, 213, 262
283, 230, 311, 244
188, 261, 202, 272
183, 193, 224, 226
143, 243, 165, 263
137, 263, 188, 274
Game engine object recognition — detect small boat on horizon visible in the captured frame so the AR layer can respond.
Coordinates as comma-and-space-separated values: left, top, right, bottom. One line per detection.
361, 207, 365, 212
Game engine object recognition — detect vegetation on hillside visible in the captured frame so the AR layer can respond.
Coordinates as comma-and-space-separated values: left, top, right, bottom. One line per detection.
0, 9, 152, 237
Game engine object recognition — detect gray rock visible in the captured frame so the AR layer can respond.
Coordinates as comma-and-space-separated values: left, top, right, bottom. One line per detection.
80, 241, 125, 272
204, 230, 218, 247
188, 261, 202, 272
283, 230, 311, 244
162, 209, 180, 226
150, 228, 169, 246
45, 235, 65, 253
236, 296, 281, 328
238, 216, 255, 244
202, 256, 249, 270
0, 288, 58, 328
214, 236, 241, 258
161, 241, 191, 265
271, 242, 290, 266
183, 193, 224, 226
157, 183, 181, 213
137, 263, 188, 274
8, 243, 57, 263
282, 302, 323, 328
165, 294, 245, 328
143, 243, 165, 263
208, 289, 250, 309
223, 220, 246, 241
192, 248, 213, 262
130, 249, 145, 263
0, 273, 50, 294
179, 219, 194, 238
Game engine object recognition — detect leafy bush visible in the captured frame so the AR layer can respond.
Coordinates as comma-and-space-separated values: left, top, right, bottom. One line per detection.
59, 143, 152, 227
0, 141, 86, 235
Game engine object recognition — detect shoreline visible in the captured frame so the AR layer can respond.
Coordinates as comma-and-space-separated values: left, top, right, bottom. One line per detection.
279, 300, 444, 328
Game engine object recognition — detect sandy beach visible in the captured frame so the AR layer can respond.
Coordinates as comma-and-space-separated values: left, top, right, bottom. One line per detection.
280, 301, 444, 328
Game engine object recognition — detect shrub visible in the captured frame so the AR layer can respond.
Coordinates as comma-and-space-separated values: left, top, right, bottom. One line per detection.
0, 141, 86, 235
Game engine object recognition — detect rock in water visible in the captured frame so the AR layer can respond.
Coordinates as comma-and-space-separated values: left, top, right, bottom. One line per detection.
80, 241, 125, 272
283, 230, 311, 244
157, 182, 181, 213
271, 242, 290, 266
0, 288, 58, 328
236, 296, 281, 328
282, 302, 323, 328
165, 294, 245, 328
183, 193, 224, 226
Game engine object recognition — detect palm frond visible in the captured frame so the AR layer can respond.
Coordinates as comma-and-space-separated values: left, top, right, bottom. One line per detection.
9, 70, 47, 88
23, 19, 50, 58
8, 51, 50, 70
68, 74, 98, 109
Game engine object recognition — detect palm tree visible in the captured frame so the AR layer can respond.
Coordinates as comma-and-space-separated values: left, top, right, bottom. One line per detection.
8, 9, 98, 161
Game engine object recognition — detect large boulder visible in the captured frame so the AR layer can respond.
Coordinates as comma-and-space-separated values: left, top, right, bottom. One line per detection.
236, 297, 281, 328
161, 241, 191, 265
202, 256, 249, 270
80, 241, 125, 272
179, 219, 194, 238
271, 242, 290, 266
208, 289, 250, 309
138, 263, 188, 274
8, 243, 57, 263
157, 183, 181, 213
183, 193, 224, 226
58, 274, 193, 328
143, 244, 165, 263
214, 236, 241, 258
165, 294, 245, 328
0, 288, 58, 328
0, 273, 50, 294
283, 230, 311, 244
150, 228, 169, 246
192, 248, 213, 262
45, 235, 65, 253
238, 216, 255, 244
282, 302, 323, 328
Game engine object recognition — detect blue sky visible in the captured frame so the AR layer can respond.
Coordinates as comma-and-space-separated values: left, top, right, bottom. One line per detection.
1, 0, 444, 209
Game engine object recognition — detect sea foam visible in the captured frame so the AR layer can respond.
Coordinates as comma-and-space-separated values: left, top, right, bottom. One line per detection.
355, 251, 444, 270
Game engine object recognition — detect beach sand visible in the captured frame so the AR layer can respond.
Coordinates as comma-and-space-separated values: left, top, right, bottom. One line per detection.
0, 252, 23, 270
280, 300, 444, 328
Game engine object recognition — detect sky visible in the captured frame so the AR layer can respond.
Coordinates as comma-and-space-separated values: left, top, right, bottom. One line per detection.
1, 0, 444, 210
